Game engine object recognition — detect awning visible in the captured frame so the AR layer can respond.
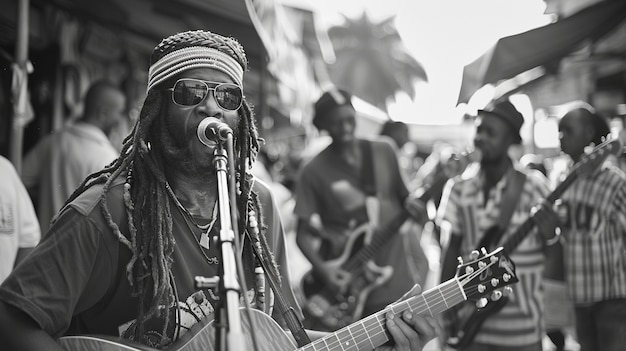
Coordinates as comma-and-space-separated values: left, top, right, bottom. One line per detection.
32, 0, 266, 65
458, 0, 626, 104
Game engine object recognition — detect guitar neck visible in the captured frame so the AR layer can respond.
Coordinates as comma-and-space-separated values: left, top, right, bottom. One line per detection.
299, 278, 464, 351
343, 175, 448, 271
502, 167, 578, 253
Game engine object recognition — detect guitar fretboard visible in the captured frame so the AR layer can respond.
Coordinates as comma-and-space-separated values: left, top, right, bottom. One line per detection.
502, 158, 582, 253
299, 278, 463, 351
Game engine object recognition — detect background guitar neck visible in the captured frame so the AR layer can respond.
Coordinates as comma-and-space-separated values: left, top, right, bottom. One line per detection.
342, 173, 449, 272
502, 163, 580, 253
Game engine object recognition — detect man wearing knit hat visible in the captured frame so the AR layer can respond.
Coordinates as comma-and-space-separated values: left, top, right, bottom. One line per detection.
438, 98, 558, 351
294, 88, 430, 332
0, 32, 434, 351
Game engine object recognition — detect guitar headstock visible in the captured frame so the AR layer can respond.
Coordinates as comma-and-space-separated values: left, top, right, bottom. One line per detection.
455, 247, 519, 306
574, 138, 623, 177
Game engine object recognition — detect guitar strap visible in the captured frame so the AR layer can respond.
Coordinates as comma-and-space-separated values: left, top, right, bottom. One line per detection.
247, 231, 312, 347
477, 168, 526, 249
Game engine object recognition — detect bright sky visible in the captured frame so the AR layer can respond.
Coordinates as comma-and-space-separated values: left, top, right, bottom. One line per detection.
279, 0, 553, 124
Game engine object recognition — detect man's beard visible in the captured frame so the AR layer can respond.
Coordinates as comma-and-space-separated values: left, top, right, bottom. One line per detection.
158, 121, 215, 177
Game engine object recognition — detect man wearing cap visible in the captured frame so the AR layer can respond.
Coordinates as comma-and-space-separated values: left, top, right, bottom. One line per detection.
437, 99, 558, 351
294, 89, 429, 331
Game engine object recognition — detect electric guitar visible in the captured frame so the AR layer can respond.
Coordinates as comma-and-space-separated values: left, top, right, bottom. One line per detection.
299, 151, 473, 331
59, 247, 518, 351
447, 138, 622, 349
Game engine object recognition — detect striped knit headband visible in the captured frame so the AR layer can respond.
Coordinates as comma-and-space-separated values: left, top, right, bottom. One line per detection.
147, 46, 244, 92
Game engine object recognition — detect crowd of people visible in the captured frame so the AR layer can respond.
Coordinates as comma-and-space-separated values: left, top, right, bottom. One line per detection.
0, 27, 625, 351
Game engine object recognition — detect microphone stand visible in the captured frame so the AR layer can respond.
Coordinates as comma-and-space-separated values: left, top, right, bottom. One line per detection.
213, 139, 245, 351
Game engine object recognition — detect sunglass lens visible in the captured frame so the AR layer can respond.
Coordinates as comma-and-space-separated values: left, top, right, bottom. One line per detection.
173, 80, 208, 106
215, 85, 242, 110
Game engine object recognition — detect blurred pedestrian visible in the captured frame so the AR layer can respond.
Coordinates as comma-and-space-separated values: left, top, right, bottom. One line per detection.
0, 155, 40, 282
21, 80, 125, 232
379, 120, 429, 288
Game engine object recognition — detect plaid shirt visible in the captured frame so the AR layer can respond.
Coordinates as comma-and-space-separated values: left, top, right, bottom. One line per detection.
555, 162, 626, 305
438, 161, 551, 347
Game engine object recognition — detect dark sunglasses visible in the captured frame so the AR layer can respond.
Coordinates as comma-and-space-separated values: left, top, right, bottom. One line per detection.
168, 78, 243, 111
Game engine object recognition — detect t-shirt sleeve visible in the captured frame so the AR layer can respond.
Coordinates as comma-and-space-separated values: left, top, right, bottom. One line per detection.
293, 163, 320, 220
376, 140, 409, 202
0, 207, 116, 337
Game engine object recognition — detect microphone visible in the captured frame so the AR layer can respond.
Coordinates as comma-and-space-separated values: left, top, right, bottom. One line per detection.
197, 117, 233, 146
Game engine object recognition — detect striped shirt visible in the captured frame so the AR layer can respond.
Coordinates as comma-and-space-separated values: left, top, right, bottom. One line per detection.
438, 162, 551, 347
555, 162, 626, 305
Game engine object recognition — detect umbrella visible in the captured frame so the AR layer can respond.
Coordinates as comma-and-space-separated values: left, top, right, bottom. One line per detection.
457, 0, 626, 105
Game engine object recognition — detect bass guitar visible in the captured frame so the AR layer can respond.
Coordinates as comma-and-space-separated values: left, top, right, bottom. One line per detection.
300, 151, 473, 331
447, 137, 622, 349
59, 247, 518, 351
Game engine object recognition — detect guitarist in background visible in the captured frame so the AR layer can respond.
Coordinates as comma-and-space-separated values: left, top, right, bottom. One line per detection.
538, 104, 626, 351
294, 89, 429, 330
0, 30, 434, 351
437, 99, 559, 351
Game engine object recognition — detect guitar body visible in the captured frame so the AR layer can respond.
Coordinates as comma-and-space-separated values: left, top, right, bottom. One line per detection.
300, 223, 393, 330
59, 309, 297, 351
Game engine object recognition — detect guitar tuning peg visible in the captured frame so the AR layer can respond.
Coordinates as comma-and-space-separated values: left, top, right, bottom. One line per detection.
503, 286, 513, 296
491, 278, 500, 287
476, 297, 488, 308
469, 250, 479, 260
491, 290, 503, 301
481, 247, 488, 255
457, 256, 464, 265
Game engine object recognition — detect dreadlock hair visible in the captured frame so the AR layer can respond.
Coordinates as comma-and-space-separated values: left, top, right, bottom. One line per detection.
64, 30, 281, 347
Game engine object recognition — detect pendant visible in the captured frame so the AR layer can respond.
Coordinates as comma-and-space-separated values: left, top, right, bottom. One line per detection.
200, 232, 211, 249
206, 257, 219, 265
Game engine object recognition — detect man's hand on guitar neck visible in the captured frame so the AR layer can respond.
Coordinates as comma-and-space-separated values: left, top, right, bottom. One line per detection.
377, 284, 437, 351
531, 200, 561, 246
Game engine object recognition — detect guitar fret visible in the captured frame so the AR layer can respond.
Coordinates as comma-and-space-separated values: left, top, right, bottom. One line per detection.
358, 318, 376, 350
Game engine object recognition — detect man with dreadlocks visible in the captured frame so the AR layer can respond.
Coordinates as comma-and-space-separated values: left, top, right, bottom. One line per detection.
0, 30, 435, 350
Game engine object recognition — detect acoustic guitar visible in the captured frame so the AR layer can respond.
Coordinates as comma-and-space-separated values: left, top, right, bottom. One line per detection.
59, 247, 518, 351
447, 138, 622, 349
